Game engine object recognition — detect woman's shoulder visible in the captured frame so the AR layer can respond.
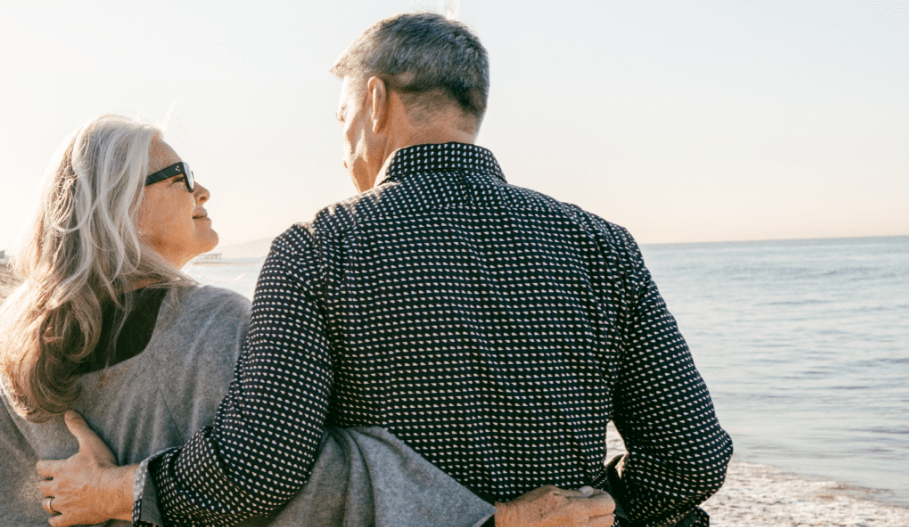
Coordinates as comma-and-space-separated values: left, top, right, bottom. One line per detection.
173, 285, 251, 319
179, 283, 250, 303
149, 285, 251, 346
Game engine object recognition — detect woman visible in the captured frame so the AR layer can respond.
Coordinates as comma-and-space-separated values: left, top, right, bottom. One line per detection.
0, 115, 610, 527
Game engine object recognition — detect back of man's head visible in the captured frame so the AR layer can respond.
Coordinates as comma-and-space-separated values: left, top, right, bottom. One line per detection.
331, 12, 489, 129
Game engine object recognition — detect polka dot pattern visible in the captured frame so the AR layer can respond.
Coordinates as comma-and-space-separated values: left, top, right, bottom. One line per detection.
136, 143, 732, 527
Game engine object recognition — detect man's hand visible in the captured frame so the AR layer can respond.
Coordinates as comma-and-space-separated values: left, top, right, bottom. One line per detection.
495, 485, 616, 527
36, 411, 136, 527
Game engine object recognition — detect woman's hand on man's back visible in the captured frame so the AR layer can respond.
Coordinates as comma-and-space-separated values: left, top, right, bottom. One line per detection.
496, 484, 616, 527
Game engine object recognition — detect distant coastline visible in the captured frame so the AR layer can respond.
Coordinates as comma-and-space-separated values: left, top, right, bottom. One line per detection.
0, 262, 20, 300
203, 237, 275, 260
210, 233, 909, 259
640, 233, 909, 249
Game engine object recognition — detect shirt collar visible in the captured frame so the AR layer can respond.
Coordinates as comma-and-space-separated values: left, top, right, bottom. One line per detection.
377, 142, 506, 186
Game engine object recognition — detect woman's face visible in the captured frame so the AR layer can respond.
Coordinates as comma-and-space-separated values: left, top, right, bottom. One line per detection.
137, 138, 219, 268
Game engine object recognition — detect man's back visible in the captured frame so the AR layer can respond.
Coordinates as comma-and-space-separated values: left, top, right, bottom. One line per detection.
319, 143, 633, 493
140, 143, 730, 527
252, 142, 732, 524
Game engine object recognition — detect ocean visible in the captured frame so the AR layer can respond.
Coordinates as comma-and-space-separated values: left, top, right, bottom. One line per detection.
187, 235, 909, 507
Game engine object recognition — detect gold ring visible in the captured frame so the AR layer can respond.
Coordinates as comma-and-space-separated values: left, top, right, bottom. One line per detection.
45, 496, 58, 514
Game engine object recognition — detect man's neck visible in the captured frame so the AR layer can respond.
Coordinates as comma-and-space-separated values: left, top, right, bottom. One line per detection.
403, 126, 477, 148
373, 127, 478, 187
383, 125, 476, 157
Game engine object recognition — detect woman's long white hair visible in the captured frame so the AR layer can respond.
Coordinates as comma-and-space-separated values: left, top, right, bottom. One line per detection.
0, 114, 190, 422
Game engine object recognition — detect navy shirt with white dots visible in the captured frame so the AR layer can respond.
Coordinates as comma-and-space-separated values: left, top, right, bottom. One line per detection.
135, 143, 732, 527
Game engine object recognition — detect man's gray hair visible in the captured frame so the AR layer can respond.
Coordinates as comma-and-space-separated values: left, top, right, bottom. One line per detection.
331, 12, 489, 123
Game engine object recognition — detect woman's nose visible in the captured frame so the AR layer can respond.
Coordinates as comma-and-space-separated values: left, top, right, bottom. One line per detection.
194, 182, 210, 203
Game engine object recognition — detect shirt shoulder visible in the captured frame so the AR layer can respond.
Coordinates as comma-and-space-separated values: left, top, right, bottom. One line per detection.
308, 185, 391, 239
270, 189, 390, 271
562, 203, 641, 256
498, 183, 644, 262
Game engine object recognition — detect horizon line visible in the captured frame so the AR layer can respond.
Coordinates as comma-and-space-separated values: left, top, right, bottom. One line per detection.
640, 233, 909, 248
2, 233, 906, 260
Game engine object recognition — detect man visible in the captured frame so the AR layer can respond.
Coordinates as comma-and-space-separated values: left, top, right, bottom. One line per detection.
40, 13, 731, 527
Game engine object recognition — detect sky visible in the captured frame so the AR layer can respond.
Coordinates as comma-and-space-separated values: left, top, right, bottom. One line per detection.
0, 0, 906, 254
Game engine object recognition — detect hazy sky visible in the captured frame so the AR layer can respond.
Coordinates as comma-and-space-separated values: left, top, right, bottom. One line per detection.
1, 0, 906, 253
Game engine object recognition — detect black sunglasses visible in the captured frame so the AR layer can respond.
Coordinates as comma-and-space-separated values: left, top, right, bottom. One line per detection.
145, 162, 195, 192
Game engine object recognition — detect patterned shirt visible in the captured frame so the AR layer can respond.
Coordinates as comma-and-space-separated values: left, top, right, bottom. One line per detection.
135, 143, 732, 527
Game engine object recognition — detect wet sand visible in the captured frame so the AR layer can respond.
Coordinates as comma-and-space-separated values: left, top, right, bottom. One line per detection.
607, 423, 909, 526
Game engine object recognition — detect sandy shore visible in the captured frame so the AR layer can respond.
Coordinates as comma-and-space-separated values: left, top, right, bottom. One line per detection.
1, 265, 905, 526
703, 460, 909, 527
606, 424, 909, 527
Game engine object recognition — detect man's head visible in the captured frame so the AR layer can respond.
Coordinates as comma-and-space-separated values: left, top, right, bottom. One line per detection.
332, 13, 489, 191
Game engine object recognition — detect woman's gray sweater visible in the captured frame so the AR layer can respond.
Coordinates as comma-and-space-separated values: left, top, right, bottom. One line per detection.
1, 285, 493, 526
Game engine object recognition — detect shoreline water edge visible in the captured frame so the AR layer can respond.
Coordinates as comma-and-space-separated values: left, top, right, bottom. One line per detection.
2, 261, 907, 526
606, 424, 909, 527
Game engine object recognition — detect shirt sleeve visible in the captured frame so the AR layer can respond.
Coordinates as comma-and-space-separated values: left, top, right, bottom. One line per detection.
606, 227, 733, 527
134, 226, 333, 527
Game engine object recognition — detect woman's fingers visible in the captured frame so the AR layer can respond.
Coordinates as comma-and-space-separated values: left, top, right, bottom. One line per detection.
496, 485, 617, 527
545, 487, 617, 526
583, 513, 616, 527
568, 490, 615, 516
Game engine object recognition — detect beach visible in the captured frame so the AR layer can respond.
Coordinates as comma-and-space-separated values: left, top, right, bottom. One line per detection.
3, 260, 907, 526
606, 424, 909, 527
703, 461, 909, 526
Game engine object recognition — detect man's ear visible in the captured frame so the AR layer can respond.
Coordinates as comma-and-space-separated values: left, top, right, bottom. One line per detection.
367, 76, 388, 133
